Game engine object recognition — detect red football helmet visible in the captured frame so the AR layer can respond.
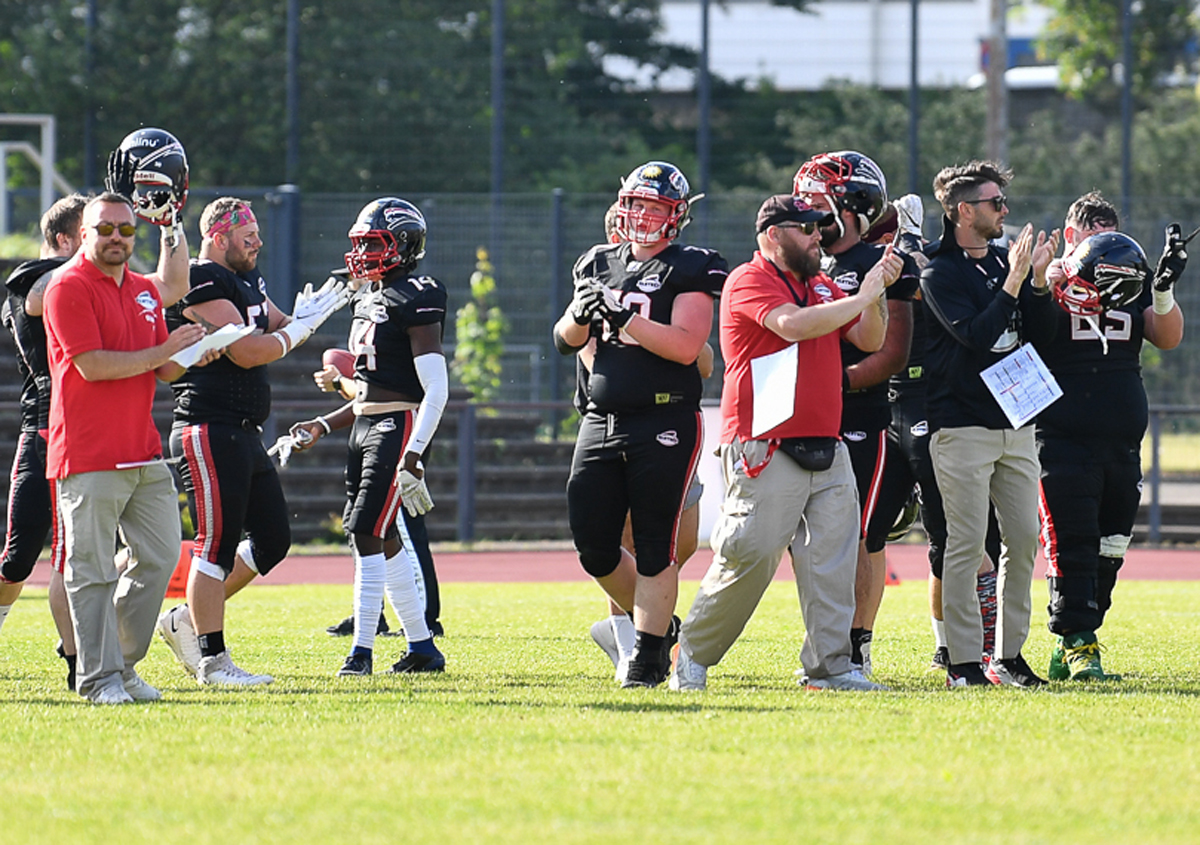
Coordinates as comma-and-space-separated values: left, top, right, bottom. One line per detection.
613, 161, 695, 246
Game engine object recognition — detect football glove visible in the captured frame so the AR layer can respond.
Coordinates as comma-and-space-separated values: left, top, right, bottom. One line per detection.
398, 462, 434, 517
597, 285, 636, 330
569, 279, 604, 325
105, 148, 135, 198
1154, 223, 1187, 292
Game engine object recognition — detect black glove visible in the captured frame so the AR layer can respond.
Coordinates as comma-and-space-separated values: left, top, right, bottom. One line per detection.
596, 285, 635, 330
1154, 223, 1188, 292
569, 280, 604, 325
105, 148, 135, 198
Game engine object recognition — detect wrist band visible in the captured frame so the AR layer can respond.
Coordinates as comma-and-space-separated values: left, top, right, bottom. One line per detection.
1153, 287, 1176, 315
316, 416, 332, 435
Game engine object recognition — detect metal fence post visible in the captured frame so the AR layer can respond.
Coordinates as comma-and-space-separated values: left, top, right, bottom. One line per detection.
1149, 410, 1162, 544
457, 404, 477, 541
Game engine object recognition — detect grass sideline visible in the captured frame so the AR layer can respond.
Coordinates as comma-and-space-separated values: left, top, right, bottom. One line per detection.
2, 580, 1199, 844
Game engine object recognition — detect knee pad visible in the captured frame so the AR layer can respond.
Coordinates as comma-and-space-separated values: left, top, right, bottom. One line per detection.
0, 556, 37, 586
578, 547, 621, 579
193, 557, 227, 582
634, 549, 673, 578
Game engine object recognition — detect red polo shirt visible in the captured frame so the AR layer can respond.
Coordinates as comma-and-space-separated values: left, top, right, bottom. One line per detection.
719, 251, 855, 444
44, 253, 168, 478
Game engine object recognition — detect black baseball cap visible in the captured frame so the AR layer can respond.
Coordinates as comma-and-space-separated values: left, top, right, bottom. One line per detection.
755, 194, 832, 234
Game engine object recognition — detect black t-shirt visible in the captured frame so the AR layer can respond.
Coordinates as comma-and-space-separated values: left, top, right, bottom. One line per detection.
167, 259, 274, 426
348, 271, 447, 398
1037, 284, 1152, 443
3, 257, 66, 432
574, 241, 727, 413
822, 241, 920, 428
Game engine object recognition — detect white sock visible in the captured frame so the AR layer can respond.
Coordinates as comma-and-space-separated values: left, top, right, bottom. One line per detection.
932, 617, 947, 648
0, 604, 11, 633
385, 548, 431, 643
352, 552, 387, 652
395, 517, 428, 614
611, 614, 636, 662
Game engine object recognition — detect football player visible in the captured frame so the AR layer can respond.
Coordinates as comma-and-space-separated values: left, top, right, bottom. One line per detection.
1038, 192, 1185, 680
554, 161, 728, 687
291, 198, 448, 676
793, 151, 920, 674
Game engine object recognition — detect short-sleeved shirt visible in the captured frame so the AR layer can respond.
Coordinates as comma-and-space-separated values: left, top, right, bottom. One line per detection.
166, 259, 273, 425
574, 241, 728, 413
348, 271, 447, 398
44, 253, 168, 478
719, 251, 856, 443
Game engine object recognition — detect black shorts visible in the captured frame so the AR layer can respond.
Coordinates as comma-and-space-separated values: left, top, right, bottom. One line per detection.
171, 422, 291, 576
1, 430, 55, 584
843, 426, 887, 537
566, 407, 702, 578
343, 410, 413, 540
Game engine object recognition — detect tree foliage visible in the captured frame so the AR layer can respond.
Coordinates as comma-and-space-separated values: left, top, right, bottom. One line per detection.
1040, 0, 1197, 105
453, 247, 508, 403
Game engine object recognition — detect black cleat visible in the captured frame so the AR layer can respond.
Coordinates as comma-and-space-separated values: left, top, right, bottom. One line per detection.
930, 646, 950, 671
336, 652, 373, 676
946, 661, 991, 689
326, 612, 394, 637
387, 648, 445, 674
428, 620, 445, 638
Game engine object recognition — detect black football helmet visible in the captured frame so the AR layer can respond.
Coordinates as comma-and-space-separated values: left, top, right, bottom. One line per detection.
1055, 231, 1150, 317
614, 161, 696, 246
345, 197, 427, 279
792, 151, 889, 236
107, 128, 189, 225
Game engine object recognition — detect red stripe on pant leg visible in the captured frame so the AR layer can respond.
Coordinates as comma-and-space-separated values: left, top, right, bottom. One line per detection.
376, 410, 413, 538
1038, 479, 1061, 576
182, 424, 223, 565
860, 429, 888, 536
0, 431, 28, 568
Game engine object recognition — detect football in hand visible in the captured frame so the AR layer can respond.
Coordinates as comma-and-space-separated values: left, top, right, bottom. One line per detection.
321, 348, 355, 378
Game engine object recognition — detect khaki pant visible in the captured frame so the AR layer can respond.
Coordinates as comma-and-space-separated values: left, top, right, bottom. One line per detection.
57, 464, 181, 699
930, 426, 1040, 665
680, 438, 859, 680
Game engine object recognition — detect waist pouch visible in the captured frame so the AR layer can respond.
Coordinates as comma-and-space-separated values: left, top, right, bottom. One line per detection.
777, 437, 837, 472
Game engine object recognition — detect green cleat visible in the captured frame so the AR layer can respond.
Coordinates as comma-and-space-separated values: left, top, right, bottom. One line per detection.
1048, 637, 1069, 681
1061, 631, 1122, 682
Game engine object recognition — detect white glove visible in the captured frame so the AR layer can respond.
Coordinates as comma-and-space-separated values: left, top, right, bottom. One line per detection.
894, 194, 925, 239
266, 430, 311, 468
280, 278, 350, 348
397, 461, 434, 517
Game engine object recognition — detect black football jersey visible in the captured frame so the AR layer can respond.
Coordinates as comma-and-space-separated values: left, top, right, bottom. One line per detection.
167, 259, 274, 425
3, 257, 66, 432
574, 241, 727, 413
1037, 285, 1151, 442
823, 241, 920, 427
348, 272, 447, 399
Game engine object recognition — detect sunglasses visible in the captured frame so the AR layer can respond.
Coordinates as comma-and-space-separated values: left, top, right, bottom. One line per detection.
962, 194, 1007, 212
775, 221, 820, 235
93, 222, 137, 237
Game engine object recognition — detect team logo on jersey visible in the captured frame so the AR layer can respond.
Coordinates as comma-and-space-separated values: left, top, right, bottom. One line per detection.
813, 282, 834, 301
843, 430, 866, 442
626, 260, 643, 273
135, 291, 159, 323
833, 271, 859, 293
369, 304, 389, 324
910, 420, 929, 437
257, 277, 268, 295
636, 274, 663, 293
656, 430, 679, 447
374, 418, 397, 433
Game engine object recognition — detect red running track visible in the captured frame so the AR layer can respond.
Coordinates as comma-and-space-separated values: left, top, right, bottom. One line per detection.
28, 542, 1193, 586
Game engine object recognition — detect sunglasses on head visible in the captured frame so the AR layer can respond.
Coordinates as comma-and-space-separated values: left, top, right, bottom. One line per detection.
963, 194, 1007, 212
93, 222, 137, 237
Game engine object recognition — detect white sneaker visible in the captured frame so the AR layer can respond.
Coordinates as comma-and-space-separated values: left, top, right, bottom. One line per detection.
197, 651, 274, 686
855, 640, 873, 678
668, 644, 707, 692
123, 672, 162, 701
90, 684, 135, 705
589, 619, 620, 668
157, 604, 201, 677
802, 669, 888, 691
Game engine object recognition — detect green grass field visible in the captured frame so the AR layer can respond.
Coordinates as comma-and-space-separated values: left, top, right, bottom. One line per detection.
2, 579, 1199, 844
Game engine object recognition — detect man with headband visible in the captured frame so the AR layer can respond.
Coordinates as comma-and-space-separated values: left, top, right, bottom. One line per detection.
157, 196, 347, 686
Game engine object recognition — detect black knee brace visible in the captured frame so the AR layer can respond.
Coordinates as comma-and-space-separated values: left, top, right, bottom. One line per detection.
578, 547, 621, 579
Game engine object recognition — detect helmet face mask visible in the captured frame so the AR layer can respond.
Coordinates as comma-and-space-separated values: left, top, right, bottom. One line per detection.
614, 161, 694, 246
793, 151, 888, 238
115, 128, 189, 225
1056, 231, 1149, 318
345, 198, 427, 280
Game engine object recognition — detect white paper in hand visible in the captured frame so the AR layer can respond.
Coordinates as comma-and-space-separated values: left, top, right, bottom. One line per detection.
170, 323, 255, 369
